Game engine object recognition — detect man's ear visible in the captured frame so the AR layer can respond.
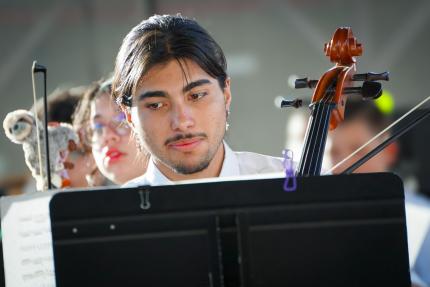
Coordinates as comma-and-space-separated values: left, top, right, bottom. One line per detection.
121, 105, 134, 127
224, 78, 232, 111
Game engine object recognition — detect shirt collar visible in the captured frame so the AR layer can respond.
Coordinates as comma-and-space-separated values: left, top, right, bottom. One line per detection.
147, 141, 240, 185
145, 157, 173, 186
219, 141, 240, 177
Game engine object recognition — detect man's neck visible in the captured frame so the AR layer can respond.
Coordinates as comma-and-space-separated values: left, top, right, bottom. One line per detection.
155, 143, 225, 182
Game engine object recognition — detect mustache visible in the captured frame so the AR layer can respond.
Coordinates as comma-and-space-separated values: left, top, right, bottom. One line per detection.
165, 133, 207, 146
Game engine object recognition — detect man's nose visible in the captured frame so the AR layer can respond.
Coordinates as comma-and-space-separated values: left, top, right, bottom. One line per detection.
170, 104, 194, 131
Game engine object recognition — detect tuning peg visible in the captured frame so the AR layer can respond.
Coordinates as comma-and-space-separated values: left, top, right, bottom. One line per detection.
352, 72, 389, 82
361, 81, 382, 99
341, 81, 382, 99
294, 77, 318, 89
281, 98, 303, 109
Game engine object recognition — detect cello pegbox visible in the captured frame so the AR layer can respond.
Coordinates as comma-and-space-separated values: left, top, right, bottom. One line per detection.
324, 27, 363, 65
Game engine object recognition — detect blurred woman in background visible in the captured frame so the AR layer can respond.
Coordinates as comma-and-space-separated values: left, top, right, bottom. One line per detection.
73, 79, 148, 185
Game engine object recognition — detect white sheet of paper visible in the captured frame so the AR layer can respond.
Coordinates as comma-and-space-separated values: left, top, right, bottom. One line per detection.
1, 191, 58, 287
405, 201, 430, 266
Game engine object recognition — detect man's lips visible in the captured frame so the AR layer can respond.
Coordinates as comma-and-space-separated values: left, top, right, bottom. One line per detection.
165, 133, 207, 152
167, 138, 203, 151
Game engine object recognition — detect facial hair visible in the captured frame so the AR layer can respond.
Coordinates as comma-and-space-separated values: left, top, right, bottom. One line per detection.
163, 132, 216, 174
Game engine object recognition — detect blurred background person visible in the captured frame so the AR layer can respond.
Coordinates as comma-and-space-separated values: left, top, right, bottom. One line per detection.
328, 97, 398, 174
33, 87, 105, 188
285, 96, 430, 287
0, 174, 30, 196
73, 79, 148, 185
327, 97, 430, 287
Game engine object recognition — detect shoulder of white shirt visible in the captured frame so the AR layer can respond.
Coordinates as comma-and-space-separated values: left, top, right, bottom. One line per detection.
122, 174, 151, 188
234, 151, 285, 175
122, 150, 287, 188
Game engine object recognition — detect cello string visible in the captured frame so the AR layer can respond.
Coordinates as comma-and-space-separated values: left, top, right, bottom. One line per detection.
311, 68, 350, 174
302, 81, 333, 175
304, 102, 326, 175
297, 94, 322, 174
299, 104, 320, 174
308, 91, 333, 175
300, 101, 327, 175
326, 94, 430, 174
304, 82, 334, 175
313, 102, 332, 175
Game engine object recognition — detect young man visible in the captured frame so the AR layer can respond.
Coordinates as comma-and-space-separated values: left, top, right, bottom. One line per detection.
112, 14, 283, 186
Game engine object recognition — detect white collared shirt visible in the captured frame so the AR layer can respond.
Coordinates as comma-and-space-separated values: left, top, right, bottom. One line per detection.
123, 142, 284, 187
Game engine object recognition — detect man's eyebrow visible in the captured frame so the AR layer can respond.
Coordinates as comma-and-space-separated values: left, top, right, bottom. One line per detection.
137, 79, 211, 101
138, 90, 167, 101
183, 79, 211, 93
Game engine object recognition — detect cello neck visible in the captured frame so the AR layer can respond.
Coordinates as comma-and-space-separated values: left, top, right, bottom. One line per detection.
297, 102, 334, 176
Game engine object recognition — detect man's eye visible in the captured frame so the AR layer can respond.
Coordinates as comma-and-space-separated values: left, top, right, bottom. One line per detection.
190, 92, 207, 101
145, 102, 164, 110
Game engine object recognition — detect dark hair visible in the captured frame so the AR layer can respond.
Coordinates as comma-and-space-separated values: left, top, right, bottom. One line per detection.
33, 87, 85, 123
112, 14, 228, 106
344, 97, 391, 132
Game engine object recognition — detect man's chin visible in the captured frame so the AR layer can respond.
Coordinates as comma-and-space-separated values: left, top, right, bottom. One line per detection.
170, 160, 211, 175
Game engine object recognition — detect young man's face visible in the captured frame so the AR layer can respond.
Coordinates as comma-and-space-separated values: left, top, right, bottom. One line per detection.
127, 58, 231, 178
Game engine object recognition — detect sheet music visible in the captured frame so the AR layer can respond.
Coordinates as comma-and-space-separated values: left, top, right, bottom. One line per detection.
1, 191, 58, 287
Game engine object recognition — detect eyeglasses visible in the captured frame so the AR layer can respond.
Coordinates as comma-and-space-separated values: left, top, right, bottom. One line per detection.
90, 113, 130, 142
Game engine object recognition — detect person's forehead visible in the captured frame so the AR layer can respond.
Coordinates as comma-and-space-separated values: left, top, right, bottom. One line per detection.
332, 120, 366, 141
91, 93, 118, 115
137, 59, 215, 91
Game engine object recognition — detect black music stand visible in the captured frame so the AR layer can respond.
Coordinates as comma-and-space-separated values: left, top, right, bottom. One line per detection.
50, 173, 410, 287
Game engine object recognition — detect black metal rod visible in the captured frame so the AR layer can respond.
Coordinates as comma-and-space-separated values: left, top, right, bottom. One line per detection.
42, 69, 52, 189
33, 63, 51, 189
342, 109, 430, 174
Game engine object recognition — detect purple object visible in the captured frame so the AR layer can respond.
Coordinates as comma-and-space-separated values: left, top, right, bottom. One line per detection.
283, 149, 297, 192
